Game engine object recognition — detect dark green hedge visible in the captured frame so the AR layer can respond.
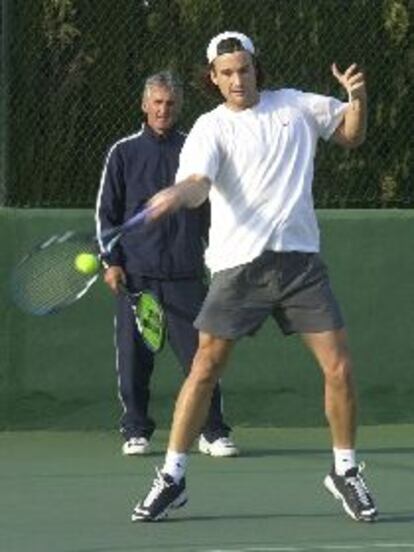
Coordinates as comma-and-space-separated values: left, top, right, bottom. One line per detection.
3, 0, 413, 208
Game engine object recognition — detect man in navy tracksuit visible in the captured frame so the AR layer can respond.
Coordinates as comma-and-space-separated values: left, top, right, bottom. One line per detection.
95, 71, 238, 457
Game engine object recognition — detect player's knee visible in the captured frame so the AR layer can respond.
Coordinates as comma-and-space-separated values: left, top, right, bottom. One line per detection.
189, 368, 219, 395
324, 356, 353, 389
197, 333, 233, 365
189, 340, 228, 389
183, 333, 233, 394
189, 355, 220, 388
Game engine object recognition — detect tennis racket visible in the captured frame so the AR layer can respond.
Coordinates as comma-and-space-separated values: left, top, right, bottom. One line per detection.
123, 287, 166, 353
10, 208, 150, 316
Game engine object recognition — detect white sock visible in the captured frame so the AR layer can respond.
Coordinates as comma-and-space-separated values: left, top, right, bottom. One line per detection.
333, 448, 357, 476
162, 450, 188, 483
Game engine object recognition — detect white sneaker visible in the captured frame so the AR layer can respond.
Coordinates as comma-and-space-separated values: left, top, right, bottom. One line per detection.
122, 437, 150, 456
198, 435, 239, 457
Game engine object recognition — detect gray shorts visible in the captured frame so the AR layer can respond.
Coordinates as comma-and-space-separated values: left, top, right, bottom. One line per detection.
194, 251, 344, 339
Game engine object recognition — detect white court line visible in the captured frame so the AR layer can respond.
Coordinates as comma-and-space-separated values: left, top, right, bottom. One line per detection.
321, 547, 373, 551
321, 547, 366, 550
374, 546, 414, 549
203, 544, 414, 552
205, 548, 304, 552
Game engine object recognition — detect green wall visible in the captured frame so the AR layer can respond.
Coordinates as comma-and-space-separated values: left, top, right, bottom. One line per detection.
1, 209, 413, 430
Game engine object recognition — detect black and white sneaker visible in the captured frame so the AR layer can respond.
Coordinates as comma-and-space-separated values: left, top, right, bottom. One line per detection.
131, 468, 187, 522
324, 462, 378, 522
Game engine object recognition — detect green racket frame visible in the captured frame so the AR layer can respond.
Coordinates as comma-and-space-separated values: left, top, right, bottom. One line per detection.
132, 290, 166, 353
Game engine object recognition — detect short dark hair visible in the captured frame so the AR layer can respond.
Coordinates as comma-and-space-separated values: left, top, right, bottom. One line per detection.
216, 37, 246, 57
202, 38, 265, 97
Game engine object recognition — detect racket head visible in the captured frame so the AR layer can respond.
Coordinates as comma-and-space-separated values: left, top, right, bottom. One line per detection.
10, 231, 100, 315
134, 290, 166, 353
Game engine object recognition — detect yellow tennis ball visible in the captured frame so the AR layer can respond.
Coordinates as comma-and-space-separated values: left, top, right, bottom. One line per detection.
74, 253, 100, 275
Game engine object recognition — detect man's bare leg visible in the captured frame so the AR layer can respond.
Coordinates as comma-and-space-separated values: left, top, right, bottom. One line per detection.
302, 328, 356, 450
168, 332, 234, 452
131, 332, 234, 521
302, 328, 377, 522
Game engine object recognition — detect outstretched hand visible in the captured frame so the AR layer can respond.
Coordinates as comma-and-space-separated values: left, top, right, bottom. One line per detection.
146, 186, 182, 221
146, 176, 211, 221
104, 265, 126, 294
331, 63, 366, 102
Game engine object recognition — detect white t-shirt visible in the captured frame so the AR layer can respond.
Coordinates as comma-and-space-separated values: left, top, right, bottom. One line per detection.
176, 89, 348, 274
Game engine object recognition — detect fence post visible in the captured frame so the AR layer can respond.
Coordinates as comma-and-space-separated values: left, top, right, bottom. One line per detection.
0, 0, 10, 206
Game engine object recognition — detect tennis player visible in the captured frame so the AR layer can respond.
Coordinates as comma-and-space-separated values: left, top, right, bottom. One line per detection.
132, 34, 377, 523
96, 71, 238, 458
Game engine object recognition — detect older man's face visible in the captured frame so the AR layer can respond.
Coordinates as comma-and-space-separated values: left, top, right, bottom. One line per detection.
142, 85, 180, 135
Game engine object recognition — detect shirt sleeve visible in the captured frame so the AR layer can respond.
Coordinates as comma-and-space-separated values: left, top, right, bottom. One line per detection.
175, 114, 221, 183
95, 143, 125, 266
293, 90, 348, 141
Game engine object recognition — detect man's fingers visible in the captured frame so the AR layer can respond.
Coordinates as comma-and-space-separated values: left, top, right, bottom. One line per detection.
331, 63, 362, 82
331, 62, 366, 100
331, 62, 341, 80
347, 72, 365, 87
343, 63, 358, 80
146, 188, 178, 221
104, 266, 126, 294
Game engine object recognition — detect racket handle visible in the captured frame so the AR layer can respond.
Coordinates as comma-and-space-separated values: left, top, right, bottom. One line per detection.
121, 207, 151, 231
98, 207, 152, 255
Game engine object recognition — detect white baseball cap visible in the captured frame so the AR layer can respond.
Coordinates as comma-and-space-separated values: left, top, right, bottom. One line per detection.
206, 31, 255, 64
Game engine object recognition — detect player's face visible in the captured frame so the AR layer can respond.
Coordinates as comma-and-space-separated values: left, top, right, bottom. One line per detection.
142, 85, 181, 135
210, 51, 259, 111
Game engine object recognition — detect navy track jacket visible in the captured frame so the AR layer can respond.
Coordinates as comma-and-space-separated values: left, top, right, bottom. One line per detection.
95, 124, 209, 279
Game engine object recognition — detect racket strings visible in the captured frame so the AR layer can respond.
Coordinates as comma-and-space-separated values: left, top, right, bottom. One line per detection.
11, 236, 99, 315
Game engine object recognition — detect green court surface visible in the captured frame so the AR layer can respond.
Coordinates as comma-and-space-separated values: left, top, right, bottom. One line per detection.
1, 425, 413, 552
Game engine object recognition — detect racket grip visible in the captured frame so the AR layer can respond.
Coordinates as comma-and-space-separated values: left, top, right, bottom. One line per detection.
98, 207, 152, 254
122, 207, 151, 231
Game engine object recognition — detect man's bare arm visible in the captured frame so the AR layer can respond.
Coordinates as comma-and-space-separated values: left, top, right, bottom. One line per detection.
147, 175, 211, 221
331, 63, 367, 149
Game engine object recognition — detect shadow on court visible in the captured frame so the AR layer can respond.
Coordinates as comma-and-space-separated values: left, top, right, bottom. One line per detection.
1, 426, 414, 552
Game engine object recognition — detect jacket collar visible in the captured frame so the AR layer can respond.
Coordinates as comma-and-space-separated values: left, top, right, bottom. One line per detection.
142, 122, 177, 142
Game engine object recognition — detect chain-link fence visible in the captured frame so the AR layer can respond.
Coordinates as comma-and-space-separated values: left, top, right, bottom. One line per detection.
1, 0, 413, 208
